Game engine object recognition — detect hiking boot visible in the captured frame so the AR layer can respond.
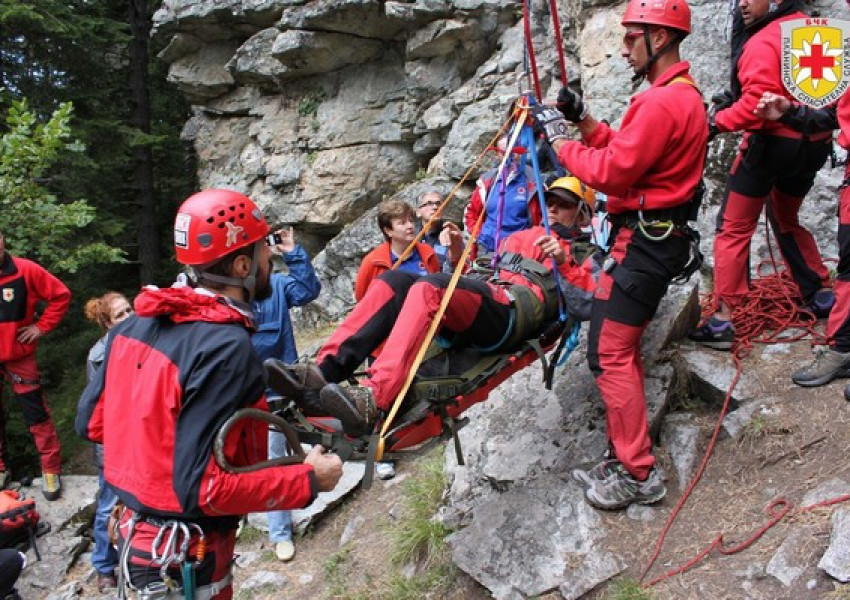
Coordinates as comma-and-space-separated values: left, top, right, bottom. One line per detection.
264, 359, 326, 399
803, 289, 836, 319
571, 458, 620, 488
584, 464, 666, 510
42, 472, 61, 501
96, 571, 118, 592
318, 383, 378, 437
688, 317, 735, 351
792, 347, 850, 387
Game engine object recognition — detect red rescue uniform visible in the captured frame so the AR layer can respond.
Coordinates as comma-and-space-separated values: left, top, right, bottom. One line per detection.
0, 253, 70, 475
713, 10, 832, 309
556, 61, 707, 480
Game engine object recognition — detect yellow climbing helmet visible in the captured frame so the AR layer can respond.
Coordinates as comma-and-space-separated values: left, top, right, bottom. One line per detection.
544, 176, 596, 211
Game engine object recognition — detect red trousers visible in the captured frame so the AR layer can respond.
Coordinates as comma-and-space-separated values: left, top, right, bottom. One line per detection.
828, 181, 850, 351
714, 132, 831, 308
587, 226, 689, 480
317, 271, 513, 410
0, 353, 61, 473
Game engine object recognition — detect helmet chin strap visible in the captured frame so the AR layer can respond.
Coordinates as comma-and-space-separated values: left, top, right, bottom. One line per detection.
630, 25, 681, 89
191, 242, 262, 302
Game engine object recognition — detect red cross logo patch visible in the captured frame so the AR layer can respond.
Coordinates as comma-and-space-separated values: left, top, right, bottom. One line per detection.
781, 18, 850, 108
2, 288, 13, 303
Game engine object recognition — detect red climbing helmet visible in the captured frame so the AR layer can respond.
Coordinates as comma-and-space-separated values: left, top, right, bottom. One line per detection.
621, 0, 692, 35
173, 189, 270, 266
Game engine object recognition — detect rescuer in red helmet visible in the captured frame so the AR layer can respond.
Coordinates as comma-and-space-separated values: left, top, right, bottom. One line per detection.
76, 189, 343, 599
534, 0, 707, 510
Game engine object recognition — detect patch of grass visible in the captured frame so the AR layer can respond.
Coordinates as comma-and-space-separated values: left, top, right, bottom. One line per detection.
383, 562, 456, 600
607, 578, 654, 600
236, 524, 264, 545
324, 544, 352, 598
826, 584, 850, 599
386, 450, 451, 568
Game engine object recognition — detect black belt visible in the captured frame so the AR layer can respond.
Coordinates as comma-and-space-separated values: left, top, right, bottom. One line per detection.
609, 203, 691, 228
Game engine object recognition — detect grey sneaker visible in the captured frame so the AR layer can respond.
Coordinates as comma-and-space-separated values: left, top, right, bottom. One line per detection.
791, 347, 850, 387
571, 448, 618, 487
584, 464, 665, 510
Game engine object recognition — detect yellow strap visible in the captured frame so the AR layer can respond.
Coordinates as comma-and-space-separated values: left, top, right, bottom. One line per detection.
667, 76, 702, 97
377, 108, 530, 460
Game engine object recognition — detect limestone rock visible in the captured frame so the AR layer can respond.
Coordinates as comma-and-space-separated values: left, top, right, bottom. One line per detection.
447, 475, 625, 600
819, 508, 850, 582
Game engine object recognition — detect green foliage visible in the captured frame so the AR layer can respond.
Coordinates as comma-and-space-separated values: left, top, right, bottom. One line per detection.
387, 450, 451, 568
607, 579, 654, 600
324, 545, 352, 598
383, 563, 456, 600
0, 98, 124, 272
298, 89, 328, 117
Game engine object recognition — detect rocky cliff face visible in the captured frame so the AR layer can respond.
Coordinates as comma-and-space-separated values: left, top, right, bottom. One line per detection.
152, 0, 847, 324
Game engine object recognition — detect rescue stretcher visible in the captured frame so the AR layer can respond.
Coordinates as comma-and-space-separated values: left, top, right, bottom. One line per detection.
215, 317, 575, 487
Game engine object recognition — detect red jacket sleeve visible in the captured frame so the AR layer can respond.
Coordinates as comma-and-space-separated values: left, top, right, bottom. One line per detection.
354, 246, 383, 302
557, 96, 677, 198
465, 177, 487, 234
25, 261, 70, 333
714, 31, 784, 133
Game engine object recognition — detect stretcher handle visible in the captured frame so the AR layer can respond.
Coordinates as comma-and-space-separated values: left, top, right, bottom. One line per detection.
214, 408, 307, 473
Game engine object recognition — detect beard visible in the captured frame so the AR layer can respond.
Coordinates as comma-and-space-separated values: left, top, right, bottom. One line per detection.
252, 261, 273, 301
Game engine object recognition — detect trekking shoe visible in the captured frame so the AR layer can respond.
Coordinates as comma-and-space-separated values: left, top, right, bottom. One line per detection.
791, 346, 850, 387
803, 289, 836, 319
688, 317, 735, 351
571, 458, 620, 488
96, 571, 118, 592
584, 464, 666, 510
264, 359, 326, 399
275, 540, 295, 562
42, 472, 61, 501
318, 383, 378, 437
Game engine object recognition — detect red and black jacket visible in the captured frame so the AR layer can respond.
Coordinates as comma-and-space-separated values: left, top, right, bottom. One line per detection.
75, 286, 317, 527
0, 253, 70, 362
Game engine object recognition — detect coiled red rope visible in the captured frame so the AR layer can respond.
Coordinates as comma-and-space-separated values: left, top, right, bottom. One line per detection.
641, 214, 838, 586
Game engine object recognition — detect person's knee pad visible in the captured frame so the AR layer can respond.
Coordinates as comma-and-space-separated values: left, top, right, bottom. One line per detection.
15, 389, 49, 426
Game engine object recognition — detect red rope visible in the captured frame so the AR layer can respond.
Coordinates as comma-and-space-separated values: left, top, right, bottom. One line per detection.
641, 213, 834, 585
547, 0, 569, 86
522, 0, 543, 100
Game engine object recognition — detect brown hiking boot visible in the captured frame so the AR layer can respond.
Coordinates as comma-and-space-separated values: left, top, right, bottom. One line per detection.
318, 383, 378, 437
265, 359, 326, 401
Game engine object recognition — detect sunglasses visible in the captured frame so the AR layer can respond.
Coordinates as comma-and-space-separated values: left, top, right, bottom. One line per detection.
623, 30, 644, 48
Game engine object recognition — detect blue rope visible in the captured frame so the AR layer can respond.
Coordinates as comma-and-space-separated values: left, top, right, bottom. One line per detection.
521, 100, 567, 323
556, 320, 582, 367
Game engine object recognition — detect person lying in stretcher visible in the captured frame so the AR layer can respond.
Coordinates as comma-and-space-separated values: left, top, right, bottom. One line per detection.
271, 177, 602, 436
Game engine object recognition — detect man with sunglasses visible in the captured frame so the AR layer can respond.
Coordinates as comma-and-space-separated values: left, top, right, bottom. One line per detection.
416, 190, 463, 270
534, 0, 707, 510
690, 0, 833, 350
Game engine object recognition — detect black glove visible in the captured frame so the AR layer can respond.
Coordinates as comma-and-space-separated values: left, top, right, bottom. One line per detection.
708, 116, 720, 143
556, 86, 588, 123
710, 90, 734, 112
532, 105, 570, 144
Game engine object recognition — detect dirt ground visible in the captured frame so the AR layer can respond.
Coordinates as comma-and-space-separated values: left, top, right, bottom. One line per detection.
63, 337, 850, 600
